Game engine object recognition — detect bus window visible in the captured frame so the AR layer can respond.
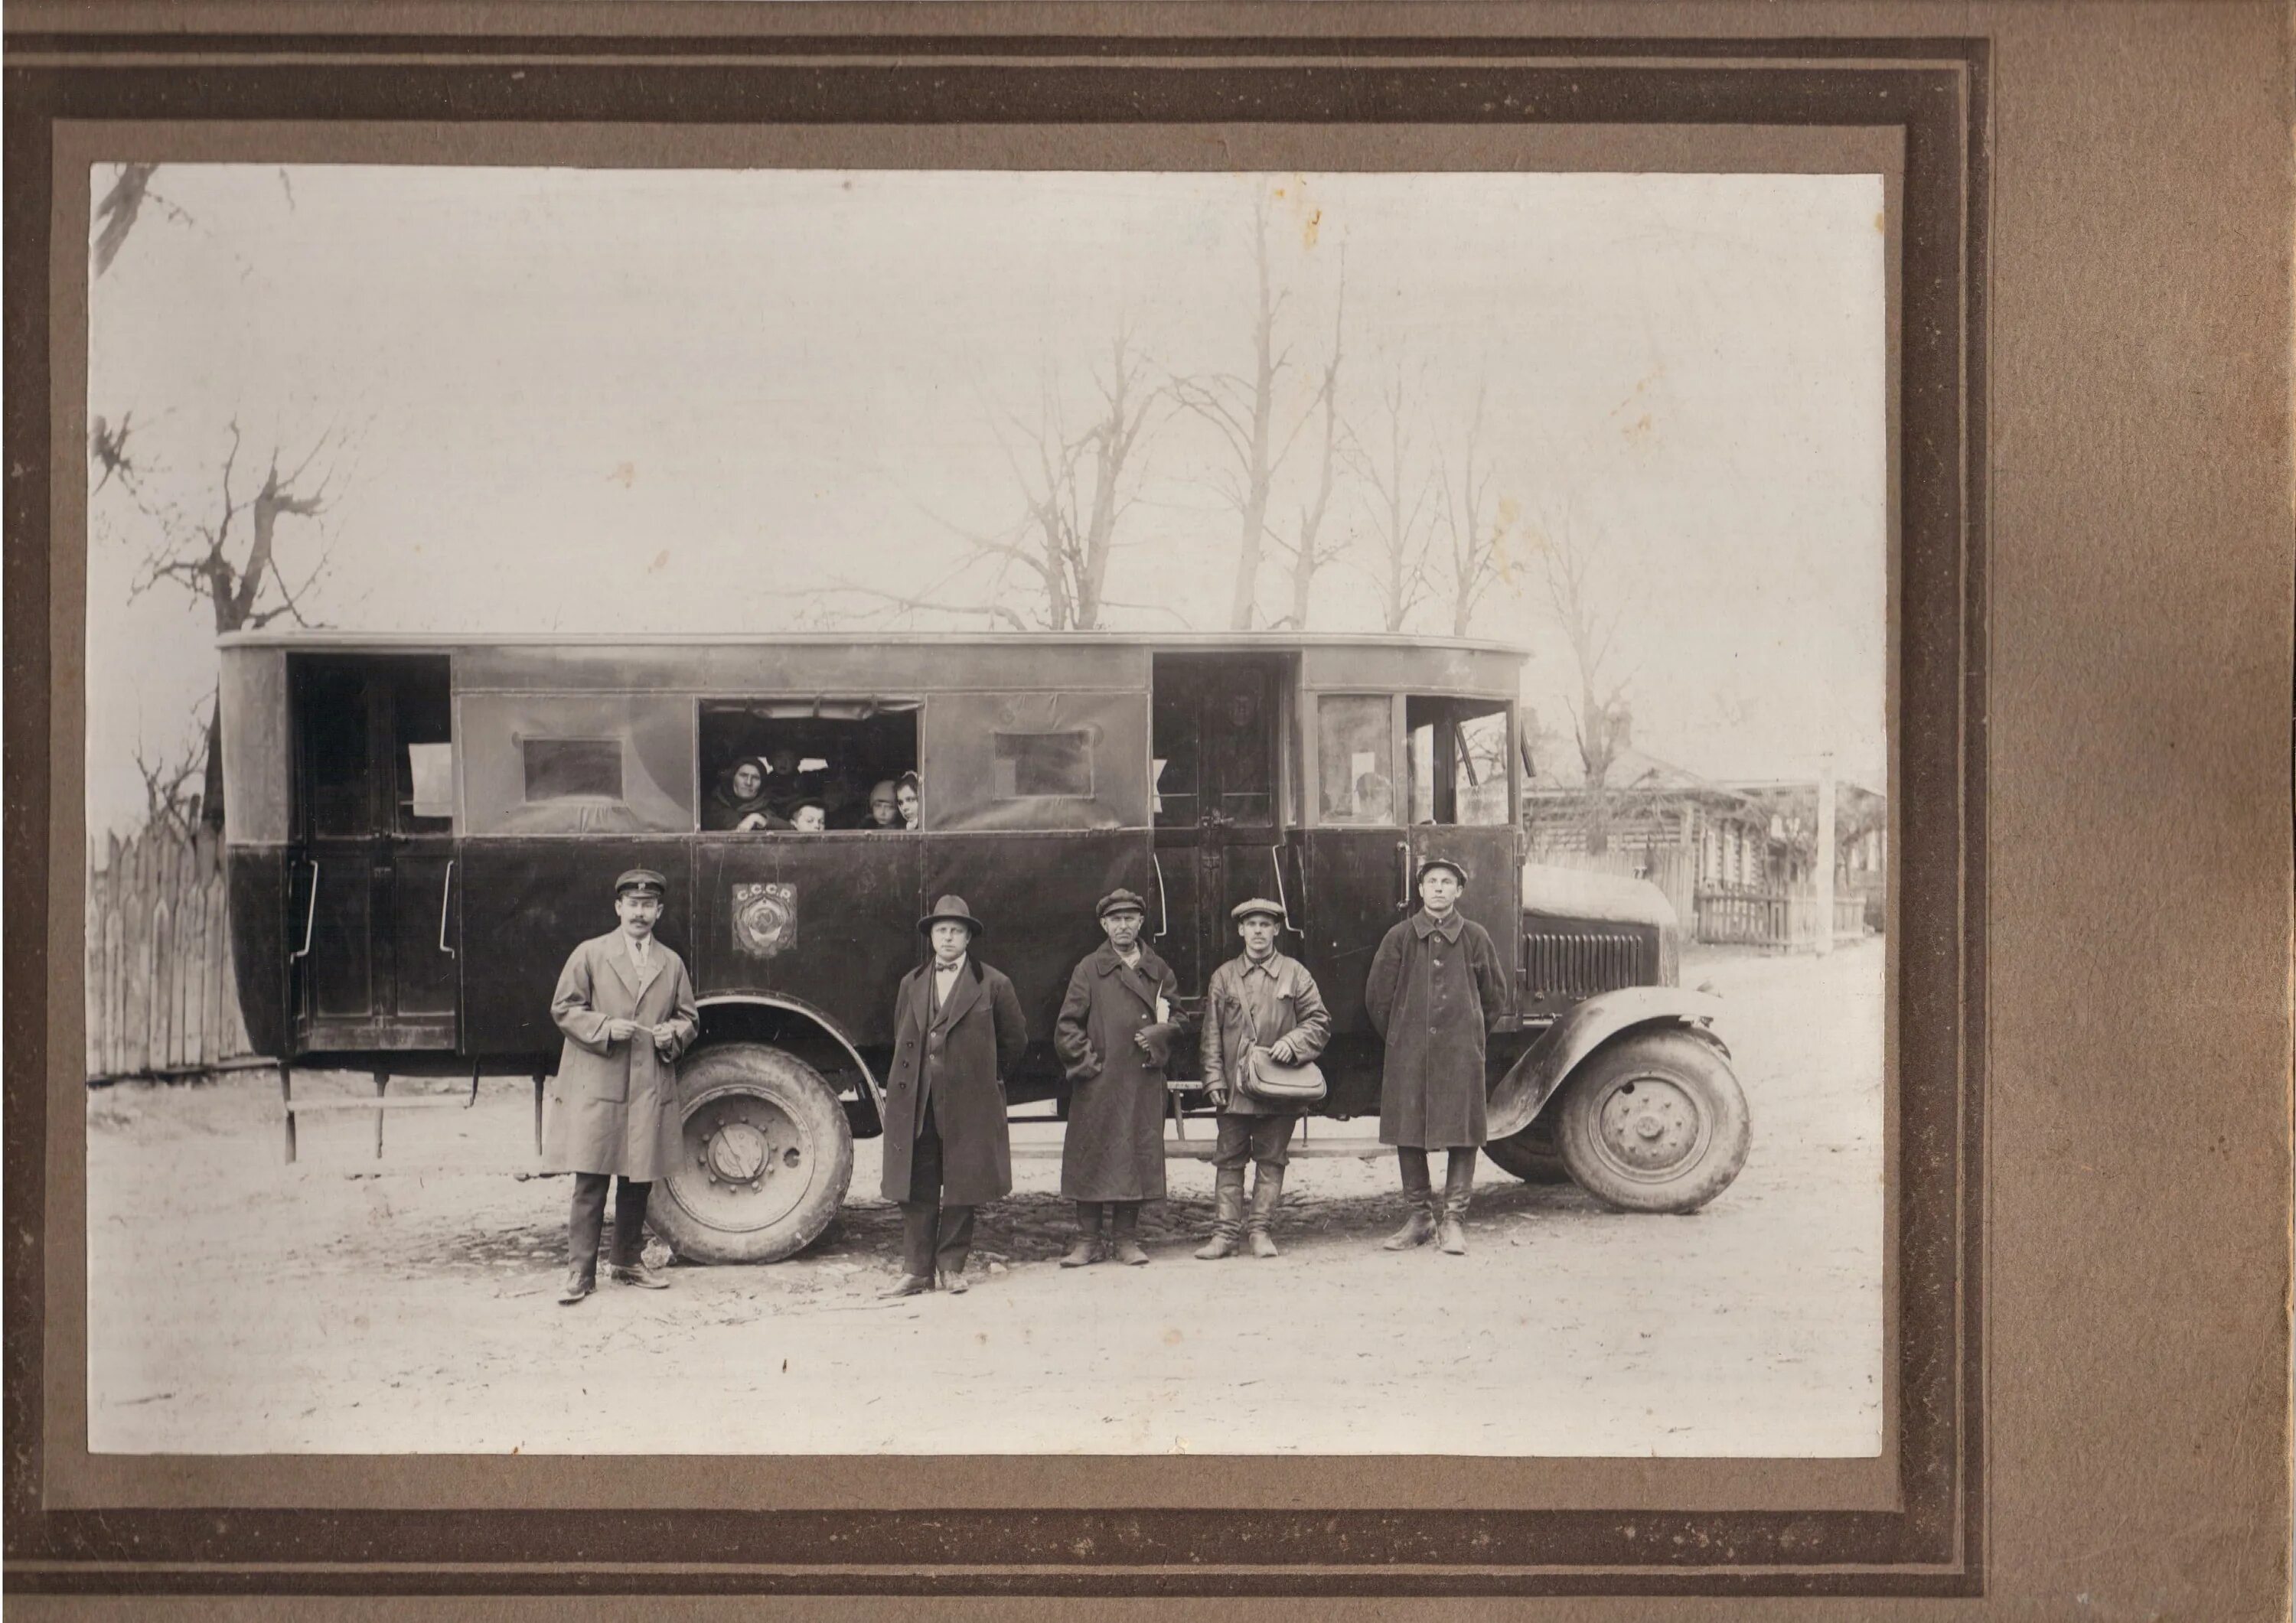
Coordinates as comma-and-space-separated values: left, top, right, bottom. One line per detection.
1406, 696, 1512, 826
461, 693, 695, 835
393, 660, 454, 833
698, 699, 920, 830
1316, 693, 1397, 826
924, 690, 1146, 833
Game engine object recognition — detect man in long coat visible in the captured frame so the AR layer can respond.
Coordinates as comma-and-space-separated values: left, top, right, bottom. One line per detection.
1052, 889, 1185, 1267
1195, 899, 1332, 1260
1363, 857, 1514, 1256
544, 868, 700, 1304
879, 895, 1029, 1295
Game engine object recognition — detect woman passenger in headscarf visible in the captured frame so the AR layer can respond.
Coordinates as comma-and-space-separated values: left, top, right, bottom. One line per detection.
895, 772, 924, 831
703, 758, 788, 832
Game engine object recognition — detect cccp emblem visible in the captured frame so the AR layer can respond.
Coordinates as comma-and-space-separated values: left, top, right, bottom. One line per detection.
731, 882, 797, 958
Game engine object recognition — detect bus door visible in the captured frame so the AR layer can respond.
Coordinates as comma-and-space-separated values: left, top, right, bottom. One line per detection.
1300, 690, 1410, 1034
287, 654, 458, 1052
1404, 696, 1523, 989
1150, 654, 1287, 997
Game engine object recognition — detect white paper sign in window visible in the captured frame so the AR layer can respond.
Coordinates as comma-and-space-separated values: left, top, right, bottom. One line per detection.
406, 741, 455, 820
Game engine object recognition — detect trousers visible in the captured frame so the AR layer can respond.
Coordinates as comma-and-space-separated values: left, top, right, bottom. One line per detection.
900, 1100, 976, 1279
1211, 1111, 1300, 1172
568, 1173, 651, 1282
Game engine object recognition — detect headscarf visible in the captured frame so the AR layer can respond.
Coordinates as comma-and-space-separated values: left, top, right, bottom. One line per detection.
703, 757, 779, 830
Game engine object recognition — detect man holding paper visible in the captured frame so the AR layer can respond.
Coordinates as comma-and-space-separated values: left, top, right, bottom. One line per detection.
1052, 889, 1186, 1267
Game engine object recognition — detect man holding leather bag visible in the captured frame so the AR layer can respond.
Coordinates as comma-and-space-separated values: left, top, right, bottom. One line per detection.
1192, 899, 1333, 1260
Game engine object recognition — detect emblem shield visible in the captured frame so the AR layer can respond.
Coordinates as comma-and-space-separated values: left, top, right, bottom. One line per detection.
731, 882, 797, 958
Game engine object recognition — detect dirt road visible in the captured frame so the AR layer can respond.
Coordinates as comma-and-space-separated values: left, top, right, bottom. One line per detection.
86, 938, 1883, 1455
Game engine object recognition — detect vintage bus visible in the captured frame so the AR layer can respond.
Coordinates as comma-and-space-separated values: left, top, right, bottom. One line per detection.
217, 631, 1750, 1262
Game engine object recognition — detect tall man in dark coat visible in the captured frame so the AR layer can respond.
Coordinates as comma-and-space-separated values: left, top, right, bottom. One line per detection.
879, 895, 1029, 1296
1364, 857, 1515, 1256
1195, 899, 1332, 1260
544, 869, 700, 1305
1052, 889, 1186, 1267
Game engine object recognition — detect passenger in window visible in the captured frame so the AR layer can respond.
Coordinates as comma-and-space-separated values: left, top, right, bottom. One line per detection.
789, 798, 828, 833
762, 745, 827, 821
865, 780, 902, 829
1053, 890, 1186, 1268
895, 771, 923, 831
702, 758, 788, 832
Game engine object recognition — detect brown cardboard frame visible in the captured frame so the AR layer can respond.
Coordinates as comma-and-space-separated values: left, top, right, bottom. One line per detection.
4, 5, 2289, 1616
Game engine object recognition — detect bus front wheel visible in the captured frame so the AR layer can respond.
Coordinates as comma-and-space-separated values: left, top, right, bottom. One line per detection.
649, 1041, 854, 1264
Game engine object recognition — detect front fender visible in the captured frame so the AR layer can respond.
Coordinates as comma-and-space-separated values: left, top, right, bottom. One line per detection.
1486, 987, 1730, 1141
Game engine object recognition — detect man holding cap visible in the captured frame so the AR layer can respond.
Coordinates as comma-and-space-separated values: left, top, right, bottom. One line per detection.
1364, 855, 1515, 1256
543, 868, 699, 1305
1052, 889, 1186, 1267
1194, 899, 1332, 1260
879, 895, 1029, 1296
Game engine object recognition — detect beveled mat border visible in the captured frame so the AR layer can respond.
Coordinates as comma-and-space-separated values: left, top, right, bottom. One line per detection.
2, 29, 1985, 1598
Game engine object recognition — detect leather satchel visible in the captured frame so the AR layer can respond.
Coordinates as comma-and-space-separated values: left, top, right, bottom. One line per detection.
1242, 1043, 1328, 1104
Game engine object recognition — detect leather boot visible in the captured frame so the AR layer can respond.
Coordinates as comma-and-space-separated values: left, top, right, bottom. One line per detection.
1195, 1165, 1247, 1259
1061, 1201, 1104, 1267
1247, 1165, 1284, 1258
1439, 1149, 1475, 1255
1383, 1149, 1437, 1250
1108, 1201, 1150, 1266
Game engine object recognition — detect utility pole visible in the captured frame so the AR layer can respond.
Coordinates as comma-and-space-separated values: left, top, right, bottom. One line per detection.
1815, 752, 1837, 957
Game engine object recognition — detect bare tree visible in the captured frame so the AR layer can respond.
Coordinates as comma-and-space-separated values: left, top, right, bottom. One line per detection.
1171, 192, 1324, 631
804, 326, 1171, 632
116, 421, 345, 825
1270, 275, 1348, 631
1346, 364, 1439, 633
132, 705, 213, 842
1535, 509, 1634, 854
1436, 386, 1515, 637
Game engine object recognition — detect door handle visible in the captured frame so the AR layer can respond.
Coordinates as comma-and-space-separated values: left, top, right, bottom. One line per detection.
289, 859, 319, 961
1271, 846, 1296, 934
1397, 840, 1412, 911
437, 859, 458, 958
1151, 852, 1170, 940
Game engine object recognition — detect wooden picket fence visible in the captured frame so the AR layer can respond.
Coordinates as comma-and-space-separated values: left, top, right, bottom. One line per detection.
84, 822, 258, 1082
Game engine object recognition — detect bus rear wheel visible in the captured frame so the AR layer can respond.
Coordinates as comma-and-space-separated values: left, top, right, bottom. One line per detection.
649, 1041, 854, 1264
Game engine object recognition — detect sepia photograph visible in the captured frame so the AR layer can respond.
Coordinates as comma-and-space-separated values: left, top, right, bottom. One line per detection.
80, 161, 1890, 1458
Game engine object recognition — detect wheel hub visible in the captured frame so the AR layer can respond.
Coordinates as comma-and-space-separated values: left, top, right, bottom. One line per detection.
674, 1092, 813, 1230
1596, 1077, 1704, 1175
704, 1120, 770, 1185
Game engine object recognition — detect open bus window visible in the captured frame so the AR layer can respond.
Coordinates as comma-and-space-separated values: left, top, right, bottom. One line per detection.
1407, 696, 1512, 826
1317, 693, 1397, 826
698, 699, 920, 830
461, 693, 694, 835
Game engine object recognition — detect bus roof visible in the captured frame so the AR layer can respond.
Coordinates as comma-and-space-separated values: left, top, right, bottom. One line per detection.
216, 629, 1531, 658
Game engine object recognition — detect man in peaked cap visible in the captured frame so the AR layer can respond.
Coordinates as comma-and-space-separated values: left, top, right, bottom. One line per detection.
1052, 888, 1187, 1267
1193, 898, 1332, 1260
1364, 855, 1515, 1256
878, 895, 1029, 1296
543, 869, 699, 1305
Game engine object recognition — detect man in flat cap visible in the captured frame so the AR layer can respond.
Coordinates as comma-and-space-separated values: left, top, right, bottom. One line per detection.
543, 869, 699, 1305
879, 895, 1029, 1295
1194, 899, 1332, 1260
1052, 889, 1186, 1267
1364, 855, 1515, 1256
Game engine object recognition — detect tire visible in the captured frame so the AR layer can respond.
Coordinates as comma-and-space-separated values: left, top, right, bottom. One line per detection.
1484, 1119, 1572, 1183
647, 1041, 855, 1264
1551, 1030, 1750, 1214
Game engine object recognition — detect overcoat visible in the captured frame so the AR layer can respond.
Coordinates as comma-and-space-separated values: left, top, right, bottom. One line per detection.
1053, 942, 1185, 1201
1364, 908, 1513, 1149
879, 956, 1029, 1207
1198, 950, 1333, 1119
541, 931, 700, 1180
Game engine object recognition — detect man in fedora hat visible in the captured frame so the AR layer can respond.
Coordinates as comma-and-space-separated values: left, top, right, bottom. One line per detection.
1194, 899, 1332, 1260
879, 895, 1029, 1296
543, 868, 699, 1305
1364, 855, 1514, 1256
1052, 888, 1186, 1267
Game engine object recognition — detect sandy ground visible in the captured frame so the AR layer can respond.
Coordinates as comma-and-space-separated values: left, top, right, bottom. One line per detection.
86, 937, 1883, 1456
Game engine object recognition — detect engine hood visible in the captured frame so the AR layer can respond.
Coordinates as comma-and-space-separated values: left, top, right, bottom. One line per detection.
1519, 862, 1680, 930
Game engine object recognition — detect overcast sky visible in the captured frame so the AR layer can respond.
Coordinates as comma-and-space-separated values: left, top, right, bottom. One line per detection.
85, 164, 1886, 836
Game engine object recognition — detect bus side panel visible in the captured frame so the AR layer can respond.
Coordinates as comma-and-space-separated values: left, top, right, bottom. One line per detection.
923, 831, 1154, 1086
225, 845, 290, 1058
458, 839, 696, 1059
695, 834, 924, 1048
